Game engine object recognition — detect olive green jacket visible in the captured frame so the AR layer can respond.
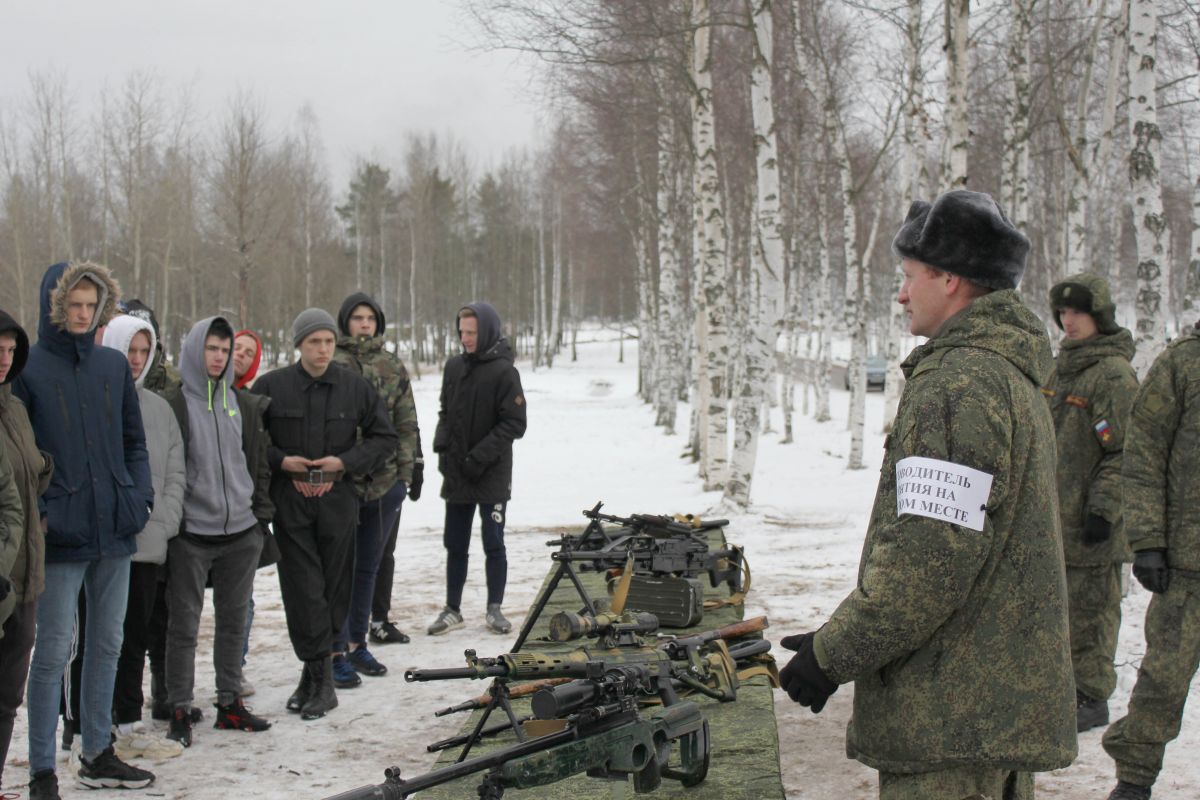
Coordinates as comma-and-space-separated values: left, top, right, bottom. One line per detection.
1123, 326, 1200, 570
0, 385, 53, 627
334, 335, 421, 500
1045, 329, 1138, 566
814, 290, 1076, 774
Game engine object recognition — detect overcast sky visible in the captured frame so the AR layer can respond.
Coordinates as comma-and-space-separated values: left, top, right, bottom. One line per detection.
1, 0, 544, 189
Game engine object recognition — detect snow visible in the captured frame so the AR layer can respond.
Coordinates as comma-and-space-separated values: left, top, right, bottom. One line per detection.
7, 335, 1199, 798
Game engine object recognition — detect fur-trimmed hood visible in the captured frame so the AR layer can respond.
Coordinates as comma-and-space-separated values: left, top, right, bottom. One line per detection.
37, 262, 121, 361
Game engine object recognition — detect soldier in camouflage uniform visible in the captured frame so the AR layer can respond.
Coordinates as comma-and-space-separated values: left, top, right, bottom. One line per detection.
329, 293, 421, 685
780, 191, 1076, 800
1101, 321, 1200, 800
1044, 274, 1138, 733
125, 300, 181, 399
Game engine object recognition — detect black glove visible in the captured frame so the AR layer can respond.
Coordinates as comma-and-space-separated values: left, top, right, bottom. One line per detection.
462, 456, 486, 483
1083, 514, 1113, 546
1133, 549, 1170, 594
408, 461, 424, 501
778, 632, 839, 713
0, 574, 11, 602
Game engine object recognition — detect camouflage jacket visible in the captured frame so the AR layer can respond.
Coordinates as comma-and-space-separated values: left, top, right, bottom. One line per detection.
142, 356, 182, 401
1045, 329, 1138, 566
334, 334, 420, 500
814, 290, 1076, 774
1123, 326, 1200, 570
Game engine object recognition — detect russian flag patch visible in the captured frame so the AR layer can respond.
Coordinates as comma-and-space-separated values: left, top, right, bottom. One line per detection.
1094, 419, 1113, 443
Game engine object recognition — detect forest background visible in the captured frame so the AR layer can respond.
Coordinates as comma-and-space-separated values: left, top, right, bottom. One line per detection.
1, 0, 1198, 509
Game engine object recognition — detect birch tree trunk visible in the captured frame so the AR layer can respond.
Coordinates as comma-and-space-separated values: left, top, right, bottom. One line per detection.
1127, 0, 1170, 373
1186, 174, 1200, 314
725, 0, 786, 507
943, 0, 970, 190
1002, 0, 1034, 234
548, 191, 563, 367
654, 97, 684, 433
1062, 1, 1109, 277
692, 0, 730, 490
813, 170, 834, 424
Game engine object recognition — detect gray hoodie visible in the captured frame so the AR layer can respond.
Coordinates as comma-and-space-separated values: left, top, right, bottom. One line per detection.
179, 317, 257, 536
102, 315, 187, 562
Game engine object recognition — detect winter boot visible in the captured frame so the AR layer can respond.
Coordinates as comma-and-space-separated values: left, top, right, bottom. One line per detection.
166, 706, 193, 748
331, 654, 362, 688
286, 664, 312, 713
1076, 690, 1109, 732
214, 697, 272, 732
485, 604, 512, 635
1107, 781, 1152, 800
300, 657, 338, 721
28, 770, 60, 800
77, 746, 155, 789
150, 664, 170, 721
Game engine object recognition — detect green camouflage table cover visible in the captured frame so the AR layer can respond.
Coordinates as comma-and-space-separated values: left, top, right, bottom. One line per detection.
412, 530, 784, 799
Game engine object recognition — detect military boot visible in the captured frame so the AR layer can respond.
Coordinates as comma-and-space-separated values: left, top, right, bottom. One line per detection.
1106, 780, 1151, 799
286, 664, 313, 713
300, 657, 338, 721
1076, 690, 1109, 732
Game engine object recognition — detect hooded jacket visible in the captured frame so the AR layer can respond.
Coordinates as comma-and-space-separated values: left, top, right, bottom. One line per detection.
234, 329, 262, 389
13, 262, 152, 563
814, 290, 1076, 773
433, 302, 526, 504
102, 315, 186, 563
334, 293, 421, 499
0, 310, 53, 618
1045, 328, 1138, 566
175, 317, 258, 536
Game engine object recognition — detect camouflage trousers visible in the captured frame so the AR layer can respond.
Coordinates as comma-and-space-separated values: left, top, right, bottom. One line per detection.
1102, 574, 1200, 787
878, 767, 1033, 800
1067, 563, 1123, 700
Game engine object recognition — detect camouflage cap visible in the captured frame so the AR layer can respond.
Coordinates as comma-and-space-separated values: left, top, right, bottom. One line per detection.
1049, 273, 1120, 335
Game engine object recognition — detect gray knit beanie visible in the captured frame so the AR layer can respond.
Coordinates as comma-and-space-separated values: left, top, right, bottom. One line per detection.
292, 307, 337, 347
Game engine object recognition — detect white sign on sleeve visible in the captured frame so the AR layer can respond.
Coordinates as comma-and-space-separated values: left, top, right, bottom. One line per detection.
895, 456, 994, 532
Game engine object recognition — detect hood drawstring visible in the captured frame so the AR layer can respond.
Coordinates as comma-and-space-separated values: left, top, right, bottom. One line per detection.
207, 379, 238, 417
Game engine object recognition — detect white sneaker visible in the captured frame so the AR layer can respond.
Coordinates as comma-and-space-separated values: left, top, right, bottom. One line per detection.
240, 679, 256, 698
113, 721, 184, 761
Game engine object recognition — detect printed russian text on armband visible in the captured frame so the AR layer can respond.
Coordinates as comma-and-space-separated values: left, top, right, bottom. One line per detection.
895, 456, 994, 532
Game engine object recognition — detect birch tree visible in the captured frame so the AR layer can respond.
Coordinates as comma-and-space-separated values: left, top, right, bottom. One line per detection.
942, 0, 970, 190
1127, 0, 1170, 372
725, 0, 786, 507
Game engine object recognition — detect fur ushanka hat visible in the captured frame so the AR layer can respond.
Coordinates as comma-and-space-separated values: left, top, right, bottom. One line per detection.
1049, 272, 1121, 335
892, 190, 1030, 291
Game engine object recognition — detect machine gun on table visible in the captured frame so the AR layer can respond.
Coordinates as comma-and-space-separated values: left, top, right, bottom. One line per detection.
322, 615, 774, 799
542, 503, 747, 627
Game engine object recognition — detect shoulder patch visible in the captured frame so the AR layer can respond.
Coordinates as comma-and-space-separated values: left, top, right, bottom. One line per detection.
514, 395, 524, 406
1093, 419, 1113, 443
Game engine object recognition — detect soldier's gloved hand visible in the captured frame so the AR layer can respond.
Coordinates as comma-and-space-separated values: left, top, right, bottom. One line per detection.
0, 574, 10, 602
1083, 514, 1113, 546
462, 456, 485, 483
408, 460, 424, 501
1133, 549, 1170, 594
778, 632, 838, 713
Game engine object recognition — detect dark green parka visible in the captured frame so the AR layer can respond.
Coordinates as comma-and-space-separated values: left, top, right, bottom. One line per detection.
1045, 329, 1138, 566
814, 290, 1077, 774
1122, 326, 1200, 569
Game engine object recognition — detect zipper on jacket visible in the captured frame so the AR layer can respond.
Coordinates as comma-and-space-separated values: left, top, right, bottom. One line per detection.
56, 384, 71, 432
210, 380, 231, 535
104, 380, 114, 423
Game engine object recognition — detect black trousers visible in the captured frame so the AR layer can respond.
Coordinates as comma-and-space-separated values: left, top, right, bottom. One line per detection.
0, 600, 37, 785
113, 562, 159, 724
271, 480, 358, 662
371, 506, 403, 623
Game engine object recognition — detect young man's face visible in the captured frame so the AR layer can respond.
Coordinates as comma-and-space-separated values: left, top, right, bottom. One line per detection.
204, 334, 232, 380
299, 329, 336, 375
127, 330, 152, 380
0, 333, 17, 383
65, 282, 100, 334
1059, 307, 1099, 341
898, 259, 953, 339
233, 334, 257, 379
347, 304, 377, 338
459, 315, 478, 354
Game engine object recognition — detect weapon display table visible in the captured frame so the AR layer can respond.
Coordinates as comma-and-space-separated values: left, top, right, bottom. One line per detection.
416, 531, 785, 799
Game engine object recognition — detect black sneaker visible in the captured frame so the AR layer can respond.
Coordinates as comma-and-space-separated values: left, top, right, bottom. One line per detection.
214, 697, 272, 732
77, 746, 154, 789
29, 770, 60, 800
167, 706, 193, 748
1107, 781, 1152, 800
369, 620, 411, 644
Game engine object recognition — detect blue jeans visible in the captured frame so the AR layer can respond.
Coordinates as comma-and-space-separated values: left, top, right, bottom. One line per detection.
334, 481, 406, 651
27, 556, 130, 774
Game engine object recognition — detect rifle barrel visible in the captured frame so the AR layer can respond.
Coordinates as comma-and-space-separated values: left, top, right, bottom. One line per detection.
404, 664, 506, 682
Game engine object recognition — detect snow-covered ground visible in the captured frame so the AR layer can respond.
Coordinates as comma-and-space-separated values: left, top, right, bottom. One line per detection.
7, 335, 1198, 798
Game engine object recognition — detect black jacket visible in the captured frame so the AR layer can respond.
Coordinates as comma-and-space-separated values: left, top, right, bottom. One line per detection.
434, 303, 527, 504
251, 361, 398, 485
